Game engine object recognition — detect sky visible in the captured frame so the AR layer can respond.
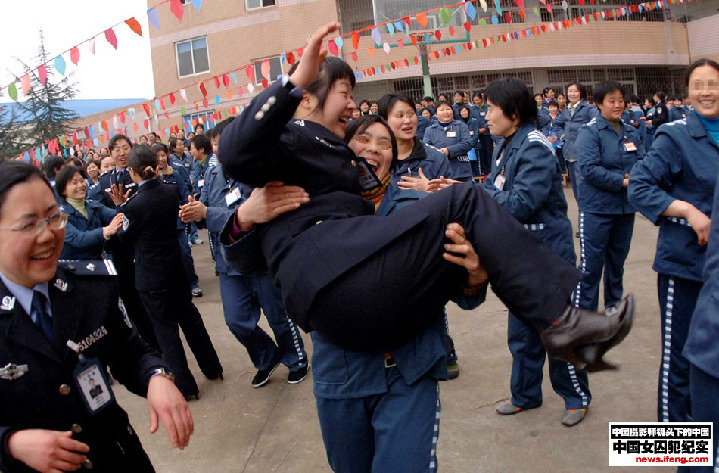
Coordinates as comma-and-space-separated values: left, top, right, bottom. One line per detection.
1, 0, 155, 101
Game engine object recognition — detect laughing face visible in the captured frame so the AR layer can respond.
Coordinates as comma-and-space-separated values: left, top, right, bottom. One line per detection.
689, 65, 719, 119
0, 178, 64, 288
348, 122, 394, 181
314, 78, 356, 139
386, 101, 418, 142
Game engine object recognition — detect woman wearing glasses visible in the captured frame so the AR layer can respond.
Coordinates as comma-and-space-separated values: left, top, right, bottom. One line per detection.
0, 160, 193, 473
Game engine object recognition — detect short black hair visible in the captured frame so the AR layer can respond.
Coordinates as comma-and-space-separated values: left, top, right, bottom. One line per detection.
434, 100, 452, 111
654, 91, 666, 102
0, 161, 52, 217
377, 93, 415, 120
169, 137, 184, 151
151, 142, 169, 156
547, 100, 559, 108
685, 59, 719, 86
288, 57, 356, 113
567, 81, 587, 100
194, 123, 205, 132
423, 96, 434, 102
127, 145, 157, 181
485, 77, 537, 128
593, 81, 624, 105
43, 156, 65, 179
190, 134, 212, 156
644, 96, 656, 107
55, 165, 84, 200
109, 134, 132, 151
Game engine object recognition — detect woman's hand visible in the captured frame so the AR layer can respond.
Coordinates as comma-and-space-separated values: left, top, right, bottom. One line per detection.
106, 184, 130, 206
235, 182, 310, 232
439, 148, 450, 156
686, 207, 712, 246
179, 196, 207, 223
8, 429, 89, 473
289, 22, 341, 89
147, 375, 194, 450
397, 167, 429, 192
443, 222, 488, 289
102, 214, 124, 238
426, 177, 460, 193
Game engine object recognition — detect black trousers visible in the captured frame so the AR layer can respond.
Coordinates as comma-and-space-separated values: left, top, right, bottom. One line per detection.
138, 284, 222, 396
306, 183, 581, 352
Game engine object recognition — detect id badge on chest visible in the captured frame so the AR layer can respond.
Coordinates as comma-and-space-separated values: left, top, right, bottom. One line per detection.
68, 341, 114, 415
354, 157, 382, 192
447, 131, 457, 138
494, 174, 506, 191
225, 187, 241, 207
623, 141, 637, 152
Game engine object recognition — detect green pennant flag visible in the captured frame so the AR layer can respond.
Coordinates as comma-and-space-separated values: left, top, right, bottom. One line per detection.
59, 136, 67, 147
439, 7, 452, 25
479, 18, 487, 28
181, 106, 187, 115
8, 82, 18, 101
533, 7, 540, 15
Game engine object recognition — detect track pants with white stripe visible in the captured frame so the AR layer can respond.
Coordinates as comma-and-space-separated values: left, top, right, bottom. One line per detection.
508, 312, 591, 410
683, 364, 719, 472
657, 274, 701, 423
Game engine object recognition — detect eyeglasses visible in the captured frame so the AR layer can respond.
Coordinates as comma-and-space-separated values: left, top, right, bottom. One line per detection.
0, 210, 68, 236
353, 134, 393, 151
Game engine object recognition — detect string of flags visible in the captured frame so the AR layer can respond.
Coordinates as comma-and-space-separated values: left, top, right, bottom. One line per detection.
11, 0, 696, 163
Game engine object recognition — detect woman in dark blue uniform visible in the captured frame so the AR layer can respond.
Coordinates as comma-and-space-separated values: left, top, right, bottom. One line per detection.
218, 22, 634, 370
0, 161, 192, 473
481, 78, 591, 427
119, 146, 223, 399
629, 59, 719, 424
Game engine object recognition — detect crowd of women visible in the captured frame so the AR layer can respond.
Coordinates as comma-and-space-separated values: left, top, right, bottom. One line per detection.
1, 20, 717, 472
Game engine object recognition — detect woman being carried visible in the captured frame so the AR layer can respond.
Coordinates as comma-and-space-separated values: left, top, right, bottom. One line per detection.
219, 22, 634, 370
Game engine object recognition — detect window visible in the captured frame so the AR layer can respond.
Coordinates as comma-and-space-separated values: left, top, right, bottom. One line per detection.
252, 56, 283, 85
176, 37, 210, 78
246, 0, 275, 10
183, 111, 215, 131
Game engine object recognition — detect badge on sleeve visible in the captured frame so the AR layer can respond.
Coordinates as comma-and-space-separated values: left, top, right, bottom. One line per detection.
225, 187, 242, 207
122, 215, 130, 231
68, 341, 114, 414
623, 142, 638, 152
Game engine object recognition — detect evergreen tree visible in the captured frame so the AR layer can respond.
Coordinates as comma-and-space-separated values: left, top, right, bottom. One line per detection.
18, 31, 79, 149
0, 104, 25, 160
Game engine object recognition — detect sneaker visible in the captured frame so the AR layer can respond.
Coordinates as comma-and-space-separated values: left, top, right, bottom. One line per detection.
191, 287, 203, 297
288, 365, 310, 385
446, 362, 460, 380
562, 408, 587, 427
495, 400, 523, 415
251, 362, 280, 388
192, 238, 204, 245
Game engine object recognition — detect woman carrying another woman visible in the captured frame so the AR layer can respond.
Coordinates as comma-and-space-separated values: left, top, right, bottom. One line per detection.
629, 59, 719, 425
218, 22, 634, 369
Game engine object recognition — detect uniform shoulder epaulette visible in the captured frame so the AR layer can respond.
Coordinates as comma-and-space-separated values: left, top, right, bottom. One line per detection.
118, 190, 140, 208
58, 259, 118, 276
99, 170, 113, 178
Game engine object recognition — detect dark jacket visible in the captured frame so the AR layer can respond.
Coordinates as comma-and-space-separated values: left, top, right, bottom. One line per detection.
0, 267, 166, 472
96, 168, 137, 210
628, 110, 719, 281
422, 119, 474, 181
392, 139, 453, 185
482, 125, 576, 263
157, 164, 191, 231
575, 115, 646, 214
555, 101, 599, 160
60, 200, 117, 260
118, 179, 187, 291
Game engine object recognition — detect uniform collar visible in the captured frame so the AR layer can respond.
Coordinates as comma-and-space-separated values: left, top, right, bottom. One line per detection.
687, 109, 711, 140
0, 269, 49, 319
507, 125, 534, 150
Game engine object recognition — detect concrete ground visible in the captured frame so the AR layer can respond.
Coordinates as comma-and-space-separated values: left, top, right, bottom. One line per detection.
115, 189, 675, 472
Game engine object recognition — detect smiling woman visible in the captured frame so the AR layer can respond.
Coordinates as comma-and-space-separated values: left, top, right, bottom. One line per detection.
0, 160, 193, 473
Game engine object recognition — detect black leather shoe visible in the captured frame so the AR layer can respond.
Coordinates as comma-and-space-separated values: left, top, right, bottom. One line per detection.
541, 294, 635, 372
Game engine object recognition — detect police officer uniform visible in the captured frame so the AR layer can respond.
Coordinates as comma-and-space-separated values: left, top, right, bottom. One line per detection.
574, 115, 645, 312
482, 126, 590, 415
644, 105, 657, 149
628, 110, 719, 423
555, 101, 600, 201
422, 117, 474, 182
683, 168, 719, 473
157, 164, 201, 292
201, 165, 307, 378
0, 262, 166, 472
119, 179, 223, 397
218, 78, 581, 353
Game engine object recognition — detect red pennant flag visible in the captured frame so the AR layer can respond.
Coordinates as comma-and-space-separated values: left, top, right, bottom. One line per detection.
101, 120, 109, 132
380, 64, 385, 73
142, 103, 151, 116
118, 112, 126, 124
99, 135, 105, 145
328, 40, 339, 56
213, 76, 221, 89
286, 52, 295, 65
541, 24, 547, 32
411, 36, 418, 46
202, 97, 208, 108
352, 32, 359, 50
70, 47, 80, 65
515, 0, 525, 8
38, 65, 47, 85
194, 102, 199, 111
133, 123, 139, 133
350, 51, 358, 62
519, 10, 526, 20
104, 28, 118, 50
245, 65, 255, 83
402, 17, 411, 28
170, 0, 184, 22
222, 74, 230, 88
164, 112, 170, 120
261, 59, 271, 80
169, 93, 176, 105
435, 29, 442, 41
449, 26, 455, 36
143, 119, 150, 130
296, 47, 304, 58
261, 78, 269, 88
199, 82, 208, 97
464, 22, 472, 31
125, 17, 143, 37
73, 132, 78, 145
404, 58, 410, 67
505, 12, 512, 22
160, 98, 166, 111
